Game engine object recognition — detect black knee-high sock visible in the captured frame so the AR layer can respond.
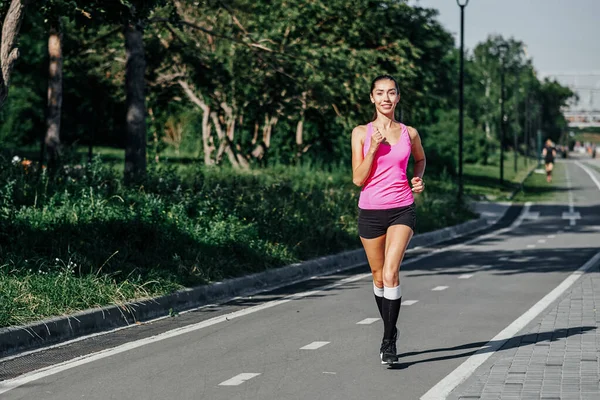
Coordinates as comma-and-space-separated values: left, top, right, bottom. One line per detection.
373, 282, 384, 319
382, 285, 402, 340
375, 294, 383, 318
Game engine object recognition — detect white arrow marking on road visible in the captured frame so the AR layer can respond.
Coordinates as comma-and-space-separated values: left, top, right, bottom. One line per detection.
300, 341, 330, 350
401, 300, 419, 305
458, 274, 473, 279
432, 286, 448, 291
219, 373, 261, 386
357, 318, 380, 325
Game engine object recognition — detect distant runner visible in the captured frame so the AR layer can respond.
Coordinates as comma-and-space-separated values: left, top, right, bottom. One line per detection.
542, 139, 557, 183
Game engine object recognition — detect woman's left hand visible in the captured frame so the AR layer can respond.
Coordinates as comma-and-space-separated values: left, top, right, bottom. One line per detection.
411, 177, 424, 193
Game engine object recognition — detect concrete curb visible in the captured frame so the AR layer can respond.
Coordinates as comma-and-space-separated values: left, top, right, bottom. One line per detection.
0, 216, 493, 358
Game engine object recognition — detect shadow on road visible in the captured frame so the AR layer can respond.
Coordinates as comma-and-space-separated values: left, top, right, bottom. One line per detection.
388, 326, 596, 370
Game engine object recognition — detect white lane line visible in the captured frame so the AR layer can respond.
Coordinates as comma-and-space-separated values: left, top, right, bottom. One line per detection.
538, 239, 546, 244
0, 204, 534, 394
401, 300, 419, 306
0, 272, 371, 395
432, 286, 448, 291
548, 235, 556, 238
576, 160, 600, 190
420, 250, 600, 400
300, 341, 330, 350
563, 165, 580, 226
527, 244, 536, 248
458, 274, 473, 279
356, 318, 380, 325
219, 373, 261, 386
323, 371, 337, 375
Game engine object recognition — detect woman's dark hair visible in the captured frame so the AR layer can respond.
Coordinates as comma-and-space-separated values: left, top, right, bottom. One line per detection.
370, 74, 400, 94
370, 75, 400, 121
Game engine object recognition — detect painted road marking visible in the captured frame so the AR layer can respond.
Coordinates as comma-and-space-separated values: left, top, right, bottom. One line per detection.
420, 250, 600, 400
300, 341, 330, 350
548, 235, 556, 238
458, 274, 473, 279
401, 300, 419, 306
563, 165, 579, 226
576, 161, 600, 190
219, 373, 261, 386
538, 239, 546, 244
432, 286, 448, 291
527, 244, 536, 248
357, 318, 380, 325
523, 211, 540, 220
0, 205, 534, 395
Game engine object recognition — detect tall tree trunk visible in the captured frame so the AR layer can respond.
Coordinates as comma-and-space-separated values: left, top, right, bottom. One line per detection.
124, 21, 147, 184
45, 22, 63, 169
295, 91, 307, 161
0, 0, 29, 109
211, 111, 241, 168
177, 79, 215, 165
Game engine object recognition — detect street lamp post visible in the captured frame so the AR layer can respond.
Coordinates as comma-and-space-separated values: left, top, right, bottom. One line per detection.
498, 42, 509, 185
456, 0, 469, 202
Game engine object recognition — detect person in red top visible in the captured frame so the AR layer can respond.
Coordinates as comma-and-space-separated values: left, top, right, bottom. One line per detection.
351, 75, 426, 365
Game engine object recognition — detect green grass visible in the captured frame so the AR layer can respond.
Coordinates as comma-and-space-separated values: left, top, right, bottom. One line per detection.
463, 152, 537, 201
0, 152, 477, 328
512, 162, 568, 203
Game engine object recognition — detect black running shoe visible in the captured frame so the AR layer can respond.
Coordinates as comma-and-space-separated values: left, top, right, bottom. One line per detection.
379, 327, 398, 359
380, 339, 398, 365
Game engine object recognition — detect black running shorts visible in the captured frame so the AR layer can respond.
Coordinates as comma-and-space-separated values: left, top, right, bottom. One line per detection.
358, 203, 416, 239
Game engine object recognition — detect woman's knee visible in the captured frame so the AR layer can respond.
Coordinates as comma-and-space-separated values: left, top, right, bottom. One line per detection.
373, 277, 384, 288
382, 269, 399, 286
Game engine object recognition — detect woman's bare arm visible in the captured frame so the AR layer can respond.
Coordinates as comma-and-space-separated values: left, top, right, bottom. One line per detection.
351, 126, 377, 186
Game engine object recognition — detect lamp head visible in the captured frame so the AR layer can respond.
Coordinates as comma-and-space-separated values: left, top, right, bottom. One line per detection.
456, 0, 469, 7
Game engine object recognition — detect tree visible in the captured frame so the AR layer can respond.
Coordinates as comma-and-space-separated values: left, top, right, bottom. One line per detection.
0, 0, 31, 109
44, 15, 63, 168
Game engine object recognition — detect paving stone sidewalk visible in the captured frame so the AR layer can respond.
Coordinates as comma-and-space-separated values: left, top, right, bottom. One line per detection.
449, 268, 600, 400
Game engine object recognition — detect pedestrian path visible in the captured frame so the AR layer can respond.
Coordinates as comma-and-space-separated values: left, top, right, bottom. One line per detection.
448, 267, 600, 400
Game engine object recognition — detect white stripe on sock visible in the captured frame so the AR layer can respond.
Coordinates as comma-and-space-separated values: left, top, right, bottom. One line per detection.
373, 282, 384, 297
383, 285, 401, 300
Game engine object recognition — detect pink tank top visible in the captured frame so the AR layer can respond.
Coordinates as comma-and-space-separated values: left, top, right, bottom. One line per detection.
358, 122, 414, 210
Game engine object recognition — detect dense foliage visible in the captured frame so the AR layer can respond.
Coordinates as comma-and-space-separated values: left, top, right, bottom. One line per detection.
1, 0, 575, 172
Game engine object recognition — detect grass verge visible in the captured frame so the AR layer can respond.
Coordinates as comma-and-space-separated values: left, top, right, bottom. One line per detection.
0, 152, 477, 328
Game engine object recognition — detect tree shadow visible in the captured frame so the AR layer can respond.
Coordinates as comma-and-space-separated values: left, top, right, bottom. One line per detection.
388, 326, 596, 370
403, 203, 600, 277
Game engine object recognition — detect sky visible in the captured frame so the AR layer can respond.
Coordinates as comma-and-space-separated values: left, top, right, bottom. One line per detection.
408, 0, 600, 110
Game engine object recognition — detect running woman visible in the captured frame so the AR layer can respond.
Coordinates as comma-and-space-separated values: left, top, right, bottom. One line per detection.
351, 75, 426, 365
542, 139, 557, 183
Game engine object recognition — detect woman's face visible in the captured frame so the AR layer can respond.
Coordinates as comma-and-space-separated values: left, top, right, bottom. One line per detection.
370, 79, 399, 115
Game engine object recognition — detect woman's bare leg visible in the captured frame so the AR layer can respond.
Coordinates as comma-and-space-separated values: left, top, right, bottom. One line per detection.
360, 234, 386, 317
380, 224, 413, 356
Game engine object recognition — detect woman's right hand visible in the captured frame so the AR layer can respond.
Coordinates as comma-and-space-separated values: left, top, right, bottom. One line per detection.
370, 127, 385, 153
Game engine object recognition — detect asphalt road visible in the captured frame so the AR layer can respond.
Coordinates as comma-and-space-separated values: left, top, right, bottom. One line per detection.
1, 158, 599, 400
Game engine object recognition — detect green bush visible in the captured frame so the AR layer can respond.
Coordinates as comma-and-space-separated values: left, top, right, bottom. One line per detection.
0, 154, 475, 327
